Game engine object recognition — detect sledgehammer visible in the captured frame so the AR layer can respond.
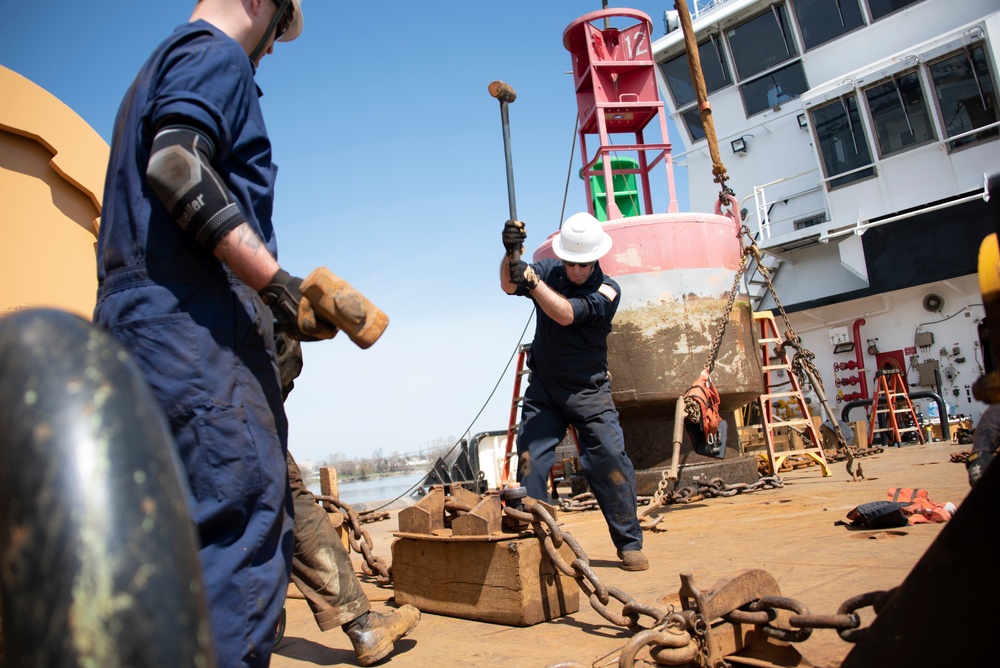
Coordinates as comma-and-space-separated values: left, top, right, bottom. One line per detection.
489, 80, 520, 258
299, 267, 389, 349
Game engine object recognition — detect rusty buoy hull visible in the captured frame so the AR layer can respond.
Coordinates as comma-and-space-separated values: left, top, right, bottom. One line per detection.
534, 212, 763, 472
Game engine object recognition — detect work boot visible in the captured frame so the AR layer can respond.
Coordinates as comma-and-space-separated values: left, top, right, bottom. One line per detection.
344, 605, 420, 666
618, 549, 649, 572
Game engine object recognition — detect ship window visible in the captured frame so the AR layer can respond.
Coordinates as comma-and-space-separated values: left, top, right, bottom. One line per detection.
929, 45, 999, 150
864, 70, 936, 156
790, 0, 865, 50
660, 35, 732, 107
727, 3, 798, 80
794, 213, 827, 230
741, 62, 809, 116
813, 94, 876, 188
681, 108, 707, 141
867, 0, 924, 21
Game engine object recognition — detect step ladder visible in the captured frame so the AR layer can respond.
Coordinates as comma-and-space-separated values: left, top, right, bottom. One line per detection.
868, 370, 925, 446
501, 344, 531, 488
502, 344, 581, 495
754, 311, 831, 477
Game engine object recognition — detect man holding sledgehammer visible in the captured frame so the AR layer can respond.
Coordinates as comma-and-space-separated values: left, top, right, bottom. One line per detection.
499, 215, 647, 571
93, 1, 412, 664
488, 80, 645, 571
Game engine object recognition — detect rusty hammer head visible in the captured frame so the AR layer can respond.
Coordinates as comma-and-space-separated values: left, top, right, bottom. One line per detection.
488, 80, 517, 104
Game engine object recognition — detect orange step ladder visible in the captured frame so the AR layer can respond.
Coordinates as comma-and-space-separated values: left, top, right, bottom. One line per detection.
868, 370, 925, 446
501, 344, 531, 488
502, 344, 581, 495
754, 312, 832, 477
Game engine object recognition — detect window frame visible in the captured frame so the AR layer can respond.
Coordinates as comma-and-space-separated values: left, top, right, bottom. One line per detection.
739, 60, 811, 117
789, 0, 867, 52
811, 92, 878, 190
866, 0, 926, 23
926, 42, 1000, 153
861, 68, 938, 159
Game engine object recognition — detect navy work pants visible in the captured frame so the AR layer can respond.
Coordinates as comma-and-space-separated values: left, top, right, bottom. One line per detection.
516, 378, 642, 552
94, 269, 292, 667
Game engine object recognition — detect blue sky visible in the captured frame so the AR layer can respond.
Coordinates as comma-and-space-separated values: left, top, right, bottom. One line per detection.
1, 1, 689, 465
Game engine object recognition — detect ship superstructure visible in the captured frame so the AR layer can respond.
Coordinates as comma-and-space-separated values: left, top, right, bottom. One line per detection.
650, 0, 999, 427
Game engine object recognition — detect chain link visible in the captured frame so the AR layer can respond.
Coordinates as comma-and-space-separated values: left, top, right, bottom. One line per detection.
316, 494, 391, 583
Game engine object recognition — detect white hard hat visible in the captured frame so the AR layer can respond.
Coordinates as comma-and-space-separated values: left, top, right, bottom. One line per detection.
276, 0, 303, 42
553, 212, 612, 263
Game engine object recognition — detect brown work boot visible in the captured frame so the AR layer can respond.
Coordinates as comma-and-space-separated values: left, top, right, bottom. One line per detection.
618, 549, 649, 572
344, 605, 420, 666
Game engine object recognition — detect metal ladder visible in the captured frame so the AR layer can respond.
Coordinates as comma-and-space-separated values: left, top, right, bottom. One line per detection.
754, 311, 832, 477
868, 370, 925, 446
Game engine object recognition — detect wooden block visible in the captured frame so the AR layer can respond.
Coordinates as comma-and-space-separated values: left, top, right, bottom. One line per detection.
452, 495, 502, 537
398, 486, 446, 535
320, 466, 339, 499
391, 535, 580, 626
851, 420, 867, 447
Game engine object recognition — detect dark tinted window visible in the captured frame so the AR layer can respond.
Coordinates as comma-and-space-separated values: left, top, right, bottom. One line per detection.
727, 4, 798, 80
791, 0, 865, 50
813, 94, 875, 188
741, 61, 809, 116
868, 0, 923, 21
681, 108, 706, 141
864, 71, 936, 156
929, 45, 998, 150
660, 35, 732, 107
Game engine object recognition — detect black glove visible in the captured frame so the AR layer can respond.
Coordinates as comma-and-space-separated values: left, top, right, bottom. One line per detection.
502, 220, 526, 257
508, 260, 539, 290
274, 332, 303, 400
259, 269, 337, 341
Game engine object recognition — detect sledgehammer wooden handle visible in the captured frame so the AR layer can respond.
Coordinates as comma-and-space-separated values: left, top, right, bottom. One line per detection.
300, 268, 389, 349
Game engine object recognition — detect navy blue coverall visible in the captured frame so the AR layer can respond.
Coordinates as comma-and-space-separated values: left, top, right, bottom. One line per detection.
93, 22, 291, 667
515, 258, 643, 553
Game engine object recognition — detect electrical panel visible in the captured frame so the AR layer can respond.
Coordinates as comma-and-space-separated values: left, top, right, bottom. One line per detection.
917, 359, 940, 386
914, 331, 934, 348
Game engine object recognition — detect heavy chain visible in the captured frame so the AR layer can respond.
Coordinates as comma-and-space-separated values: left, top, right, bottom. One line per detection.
645, 476, 783, 528
316, 494, 391, 583
621, 587, 897, 667
506, 500, 668, 629
704, 228, 752, 375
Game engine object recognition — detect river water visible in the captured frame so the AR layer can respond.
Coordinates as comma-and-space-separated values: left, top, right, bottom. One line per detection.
307, 471, 427, 507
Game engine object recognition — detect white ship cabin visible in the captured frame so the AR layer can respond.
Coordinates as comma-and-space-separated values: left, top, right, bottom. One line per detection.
649, 0, 1000, 427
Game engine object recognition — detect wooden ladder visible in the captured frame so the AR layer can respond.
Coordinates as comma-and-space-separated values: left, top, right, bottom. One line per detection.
868, 370, 925, 446
754, 312, 832, 477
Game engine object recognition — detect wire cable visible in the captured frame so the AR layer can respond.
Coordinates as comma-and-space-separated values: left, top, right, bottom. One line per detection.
362, 308, 536, 511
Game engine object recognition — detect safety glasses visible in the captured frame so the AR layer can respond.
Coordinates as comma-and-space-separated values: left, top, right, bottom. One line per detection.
563, 261, 593, 268
272, 0, 293, 40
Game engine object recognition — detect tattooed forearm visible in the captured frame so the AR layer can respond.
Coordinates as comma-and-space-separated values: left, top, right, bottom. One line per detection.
213, 222, 281, 290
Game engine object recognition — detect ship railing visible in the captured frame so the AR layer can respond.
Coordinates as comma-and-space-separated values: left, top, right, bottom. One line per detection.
750, 170, 824, 240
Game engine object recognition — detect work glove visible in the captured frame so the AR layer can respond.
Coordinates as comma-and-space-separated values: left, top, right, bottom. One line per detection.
502, 219, 526, 257
967, 449, 994, 486
259, 269, 338, 341
508, 260, 539, 290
